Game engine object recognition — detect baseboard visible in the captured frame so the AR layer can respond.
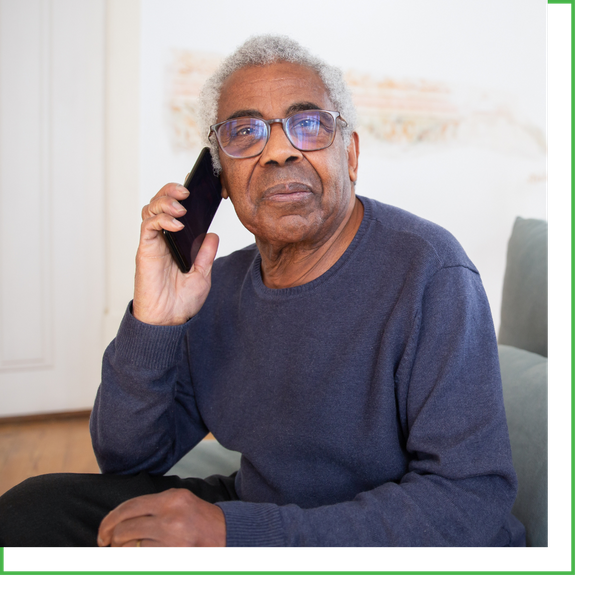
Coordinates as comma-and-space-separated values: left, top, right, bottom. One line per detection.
0, 409, 92, 425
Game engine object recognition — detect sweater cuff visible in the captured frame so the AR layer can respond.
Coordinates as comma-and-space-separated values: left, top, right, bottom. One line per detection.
217, 501, 285, 547
113, 301, 189, 370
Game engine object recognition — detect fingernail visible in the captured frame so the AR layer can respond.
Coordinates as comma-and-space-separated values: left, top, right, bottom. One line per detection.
172, 218, 184, 228
172, 200, 186, 213
97, 536, 104, 546
177, 185, 189, 194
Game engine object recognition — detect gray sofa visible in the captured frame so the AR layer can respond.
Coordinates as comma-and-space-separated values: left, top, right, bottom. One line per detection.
168, 217, 549, 547
167, 437, 241, 480
497, 217, 548, 547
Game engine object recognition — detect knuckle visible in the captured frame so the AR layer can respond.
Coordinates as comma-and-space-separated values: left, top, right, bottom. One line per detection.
164, 488, 194, 510
159, 489, 196, 524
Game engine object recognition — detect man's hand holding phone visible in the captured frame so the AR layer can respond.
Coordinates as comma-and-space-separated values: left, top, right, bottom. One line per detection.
132, 182, 219, 326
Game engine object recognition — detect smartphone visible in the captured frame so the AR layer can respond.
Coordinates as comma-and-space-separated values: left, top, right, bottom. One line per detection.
163, 147, 222, 273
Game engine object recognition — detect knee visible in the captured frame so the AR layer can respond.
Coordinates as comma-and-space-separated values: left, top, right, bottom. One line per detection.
0, 473, 70, 510
0, 473, 84, 546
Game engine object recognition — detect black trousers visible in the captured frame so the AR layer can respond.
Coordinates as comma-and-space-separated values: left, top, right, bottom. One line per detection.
0, 471, 238, 547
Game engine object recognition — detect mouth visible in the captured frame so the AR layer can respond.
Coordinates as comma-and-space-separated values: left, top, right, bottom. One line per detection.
261, 182, 314, 203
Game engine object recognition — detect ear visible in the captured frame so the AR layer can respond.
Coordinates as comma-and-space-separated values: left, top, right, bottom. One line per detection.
219, 172, 229, 200
346, 131, 359, 183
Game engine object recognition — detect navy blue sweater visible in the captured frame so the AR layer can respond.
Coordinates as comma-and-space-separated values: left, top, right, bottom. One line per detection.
91, 196, 525, 546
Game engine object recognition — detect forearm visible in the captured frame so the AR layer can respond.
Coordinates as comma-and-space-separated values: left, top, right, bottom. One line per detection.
218, 471, 518, 547
91, 304, 208, 475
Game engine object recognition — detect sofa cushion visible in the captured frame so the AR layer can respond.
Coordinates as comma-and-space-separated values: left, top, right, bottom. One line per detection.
498, 344, 548, 547
166, 439, 242, 480
498, 217, 548, 357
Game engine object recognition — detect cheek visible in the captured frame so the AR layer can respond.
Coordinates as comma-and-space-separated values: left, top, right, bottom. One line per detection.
228, 190, 257, 225
221, 163, 252, 204
316, 154, 349, 198
222, 171, 263, 233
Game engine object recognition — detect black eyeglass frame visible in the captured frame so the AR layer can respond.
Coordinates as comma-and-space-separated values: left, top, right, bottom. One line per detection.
208, 109, 347, 159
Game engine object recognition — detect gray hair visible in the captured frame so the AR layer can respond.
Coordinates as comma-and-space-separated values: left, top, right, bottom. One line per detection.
198, 34, 357, 172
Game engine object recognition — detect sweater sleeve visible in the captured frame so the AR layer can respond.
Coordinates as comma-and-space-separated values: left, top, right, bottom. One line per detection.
217, 266, 523, 546
90, 303, 209, 475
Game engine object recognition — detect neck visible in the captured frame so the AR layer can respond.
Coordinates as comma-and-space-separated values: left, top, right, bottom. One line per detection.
258, 195, 364, 289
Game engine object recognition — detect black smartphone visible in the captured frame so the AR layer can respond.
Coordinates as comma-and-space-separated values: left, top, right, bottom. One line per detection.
163, 147, 223, 273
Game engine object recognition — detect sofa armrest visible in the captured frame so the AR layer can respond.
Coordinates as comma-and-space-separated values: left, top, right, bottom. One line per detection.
498, 343, 548, 547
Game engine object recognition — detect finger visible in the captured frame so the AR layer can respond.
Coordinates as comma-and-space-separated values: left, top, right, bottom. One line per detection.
150, 182, 190, 204
142, 198, 187, 221
139, 213, 184, 244
142, 183, 190, 220
120, 537, 158, 547
137, 217, 183, 251
120, 539, 141, 547
97, 494, 160, 547
142, 193, 189, 221
191, 233, 219, 276
108, 515, 159, 547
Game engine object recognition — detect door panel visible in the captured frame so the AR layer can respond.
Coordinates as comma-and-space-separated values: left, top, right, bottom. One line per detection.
0, 0, 106, 416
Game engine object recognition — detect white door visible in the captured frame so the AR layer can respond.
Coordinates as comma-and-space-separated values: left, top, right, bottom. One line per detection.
0, 0, 106, 417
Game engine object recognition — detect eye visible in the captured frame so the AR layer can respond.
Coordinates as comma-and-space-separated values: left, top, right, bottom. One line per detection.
219, 118, 266, 144
295, 116, 320, 130
233, 125, 256, 138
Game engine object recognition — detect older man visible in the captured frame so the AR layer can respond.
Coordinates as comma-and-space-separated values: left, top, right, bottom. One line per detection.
0, 35, 525, 547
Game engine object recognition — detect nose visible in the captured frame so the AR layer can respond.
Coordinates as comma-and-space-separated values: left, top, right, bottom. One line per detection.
259, 122, 303, 166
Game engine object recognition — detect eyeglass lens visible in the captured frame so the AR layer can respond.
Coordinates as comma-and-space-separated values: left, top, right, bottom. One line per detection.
216, 111, 337, 158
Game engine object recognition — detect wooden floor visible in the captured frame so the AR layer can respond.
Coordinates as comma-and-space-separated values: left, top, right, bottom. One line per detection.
0, 413, 99, 496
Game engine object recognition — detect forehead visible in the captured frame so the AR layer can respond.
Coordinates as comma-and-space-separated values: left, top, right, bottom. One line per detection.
217, 62, 333, 121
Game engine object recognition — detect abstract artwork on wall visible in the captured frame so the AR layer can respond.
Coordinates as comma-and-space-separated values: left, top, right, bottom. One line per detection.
165, 49, 546, 166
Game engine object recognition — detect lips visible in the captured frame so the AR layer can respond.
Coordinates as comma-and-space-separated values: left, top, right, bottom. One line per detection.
262, 182, 314, 202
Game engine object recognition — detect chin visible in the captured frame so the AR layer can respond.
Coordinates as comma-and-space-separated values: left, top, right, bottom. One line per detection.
255, 225, 321, 249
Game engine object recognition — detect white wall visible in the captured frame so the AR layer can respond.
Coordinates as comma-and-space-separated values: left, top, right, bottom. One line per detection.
139, 0, 547, 329
0, 0, 547, 416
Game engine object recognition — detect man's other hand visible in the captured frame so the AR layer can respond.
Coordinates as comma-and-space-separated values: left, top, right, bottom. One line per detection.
96, 488, 226, 547
133, 182, 219, 326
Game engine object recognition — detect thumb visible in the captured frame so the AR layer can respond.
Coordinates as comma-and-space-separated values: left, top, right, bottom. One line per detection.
192, 233, 219, 277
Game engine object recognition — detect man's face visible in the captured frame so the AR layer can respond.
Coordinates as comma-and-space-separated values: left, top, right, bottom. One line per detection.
217, 62, 359, 250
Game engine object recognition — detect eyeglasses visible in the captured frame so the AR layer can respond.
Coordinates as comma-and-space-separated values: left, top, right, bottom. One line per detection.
209, 110, 347, 159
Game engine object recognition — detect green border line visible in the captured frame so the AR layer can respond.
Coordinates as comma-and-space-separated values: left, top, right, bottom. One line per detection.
568, 0, 579, 572
1, 0, 575, 576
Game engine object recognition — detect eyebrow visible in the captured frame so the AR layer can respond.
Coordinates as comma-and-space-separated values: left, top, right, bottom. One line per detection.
224, 102, 324, 122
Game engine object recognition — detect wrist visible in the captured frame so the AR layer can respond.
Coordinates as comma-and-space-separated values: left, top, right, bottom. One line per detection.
131, 300, 189, 327
114, 302, 187, 370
